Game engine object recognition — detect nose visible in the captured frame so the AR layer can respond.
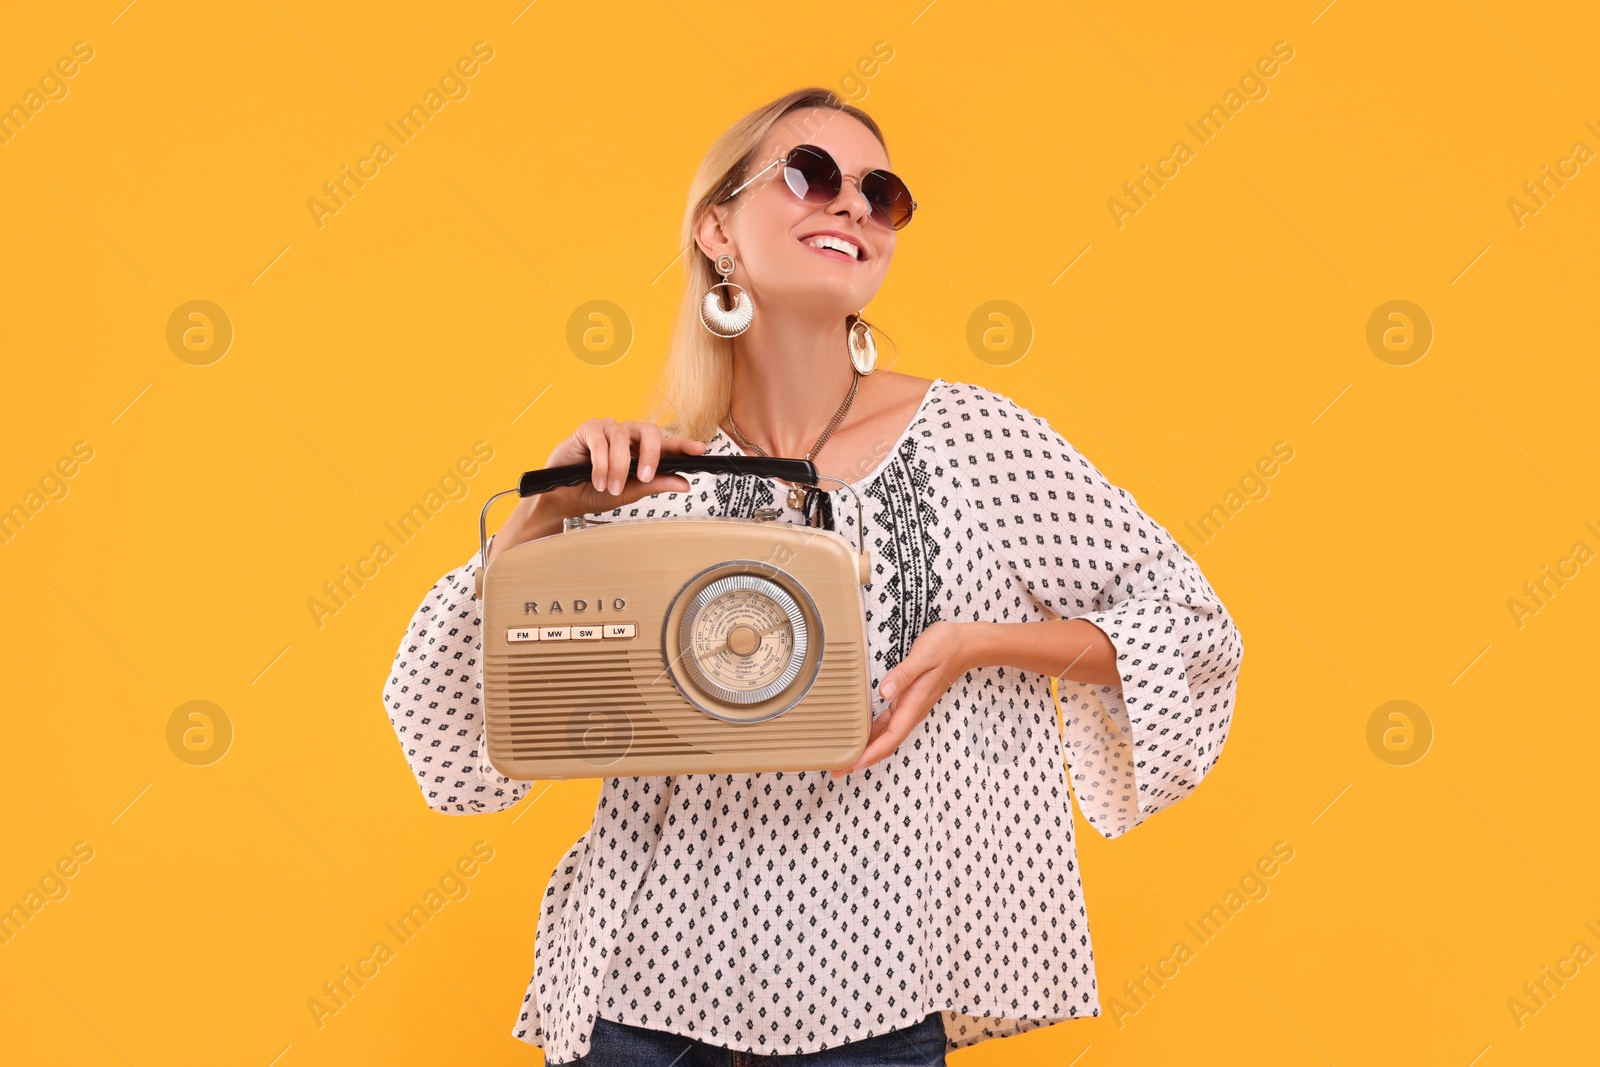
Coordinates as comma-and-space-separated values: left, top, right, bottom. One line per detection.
826, 175, 874, 225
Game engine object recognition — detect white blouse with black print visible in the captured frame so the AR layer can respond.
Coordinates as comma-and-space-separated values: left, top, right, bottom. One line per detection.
382, 377, 1244, 1063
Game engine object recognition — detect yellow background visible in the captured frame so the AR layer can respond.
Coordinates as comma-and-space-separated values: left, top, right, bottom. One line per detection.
3, 1, 1597, 1063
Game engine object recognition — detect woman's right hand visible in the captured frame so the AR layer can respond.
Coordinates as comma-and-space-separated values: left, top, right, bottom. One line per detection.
486, 418, 709, 565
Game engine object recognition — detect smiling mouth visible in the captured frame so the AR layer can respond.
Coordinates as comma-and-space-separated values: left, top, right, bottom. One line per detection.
800, 235, 864, 261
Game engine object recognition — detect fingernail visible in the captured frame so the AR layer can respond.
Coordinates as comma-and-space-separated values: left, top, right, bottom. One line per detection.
609, 478, 622, 494
880, 681, 896, 699
639, 465, 653, 480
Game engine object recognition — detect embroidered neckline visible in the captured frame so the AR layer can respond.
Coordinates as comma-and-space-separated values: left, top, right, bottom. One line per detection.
710, 377, 944, 496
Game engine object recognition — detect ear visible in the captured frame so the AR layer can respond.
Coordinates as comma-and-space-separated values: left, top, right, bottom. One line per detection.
693, 203, 735, 263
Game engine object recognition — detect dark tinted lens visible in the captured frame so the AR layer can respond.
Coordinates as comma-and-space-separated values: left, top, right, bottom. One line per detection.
861, 170, 916, 229
783, 145, 841, 204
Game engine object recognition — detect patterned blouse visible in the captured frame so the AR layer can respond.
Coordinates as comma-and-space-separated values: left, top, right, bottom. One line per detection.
382, 377, 1244, 1063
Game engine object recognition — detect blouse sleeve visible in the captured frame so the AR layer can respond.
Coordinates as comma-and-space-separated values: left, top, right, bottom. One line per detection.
957, 387, 1244, 840
381, 549, 536, 815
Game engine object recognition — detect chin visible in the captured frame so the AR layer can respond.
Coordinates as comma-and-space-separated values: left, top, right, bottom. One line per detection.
764, 277, 872, 316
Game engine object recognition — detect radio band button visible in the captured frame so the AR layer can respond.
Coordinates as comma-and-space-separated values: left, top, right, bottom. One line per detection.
509, 623, 636, 642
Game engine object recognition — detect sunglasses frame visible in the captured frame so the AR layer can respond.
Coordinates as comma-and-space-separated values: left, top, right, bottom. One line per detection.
723, 144, 918, 230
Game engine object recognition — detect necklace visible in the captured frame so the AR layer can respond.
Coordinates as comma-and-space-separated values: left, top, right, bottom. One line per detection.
724, 369, 861, 528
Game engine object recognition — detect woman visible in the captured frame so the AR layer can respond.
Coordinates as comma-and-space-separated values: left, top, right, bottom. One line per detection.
382, 87, 1244, 1065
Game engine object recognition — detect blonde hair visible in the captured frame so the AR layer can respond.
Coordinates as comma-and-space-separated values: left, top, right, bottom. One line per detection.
640, 87, 896, 442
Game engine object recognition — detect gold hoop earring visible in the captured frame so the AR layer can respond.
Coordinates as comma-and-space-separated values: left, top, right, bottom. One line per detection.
700, 254, 754, 337
848, 311, 877, 375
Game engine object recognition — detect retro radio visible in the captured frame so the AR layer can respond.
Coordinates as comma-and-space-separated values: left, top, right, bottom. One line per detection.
472, 455, 873, 780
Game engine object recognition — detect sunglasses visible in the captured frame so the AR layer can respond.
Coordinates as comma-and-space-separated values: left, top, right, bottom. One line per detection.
722, 143, 918, 231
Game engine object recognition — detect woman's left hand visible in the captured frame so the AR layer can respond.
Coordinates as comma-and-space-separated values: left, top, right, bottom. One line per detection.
832, 619, 976, 777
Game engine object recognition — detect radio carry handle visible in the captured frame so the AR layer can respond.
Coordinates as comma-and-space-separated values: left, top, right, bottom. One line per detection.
475, 455, 869, 598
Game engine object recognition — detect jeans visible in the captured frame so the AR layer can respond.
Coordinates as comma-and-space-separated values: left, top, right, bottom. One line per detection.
558, 1011, 948, 1067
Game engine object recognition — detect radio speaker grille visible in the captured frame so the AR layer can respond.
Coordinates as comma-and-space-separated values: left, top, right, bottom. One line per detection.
484, 645, 865, 765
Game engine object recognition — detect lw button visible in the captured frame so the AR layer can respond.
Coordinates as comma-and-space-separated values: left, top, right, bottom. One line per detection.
603, 623, 637, 638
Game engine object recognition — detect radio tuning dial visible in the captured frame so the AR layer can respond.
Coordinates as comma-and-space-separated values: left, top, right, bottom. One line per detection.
672, 572, 817, 720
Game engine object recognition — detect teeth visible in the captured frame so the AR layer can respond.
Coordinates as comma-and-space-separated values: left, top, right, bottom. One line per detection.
805, 235, 861, 260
